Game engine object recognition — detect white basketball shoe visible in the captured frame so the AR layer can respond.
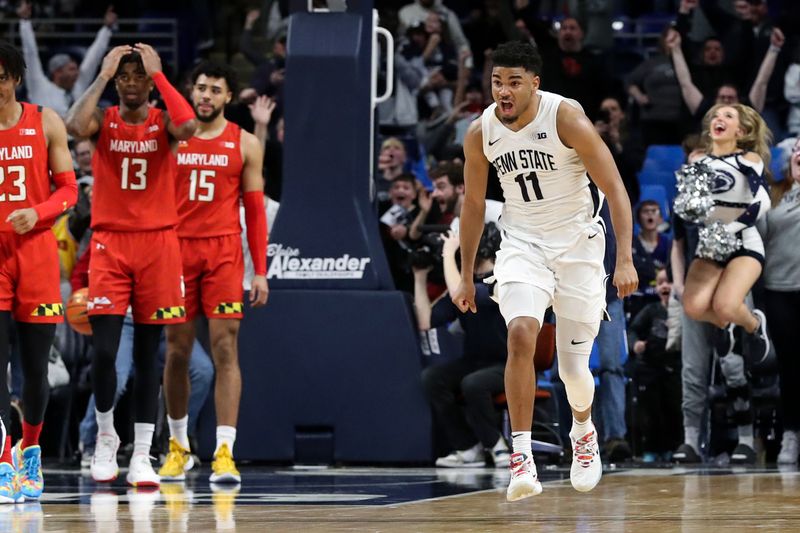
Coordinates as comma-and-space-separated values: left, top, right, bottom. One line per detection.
506, 452, 542, 501
570, 423, 602, 492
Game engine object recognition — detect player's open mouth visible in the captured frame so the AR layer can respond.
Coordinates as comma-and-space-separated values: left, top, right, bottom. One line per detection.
500, 101, 513, 113
712, 123, 726, 135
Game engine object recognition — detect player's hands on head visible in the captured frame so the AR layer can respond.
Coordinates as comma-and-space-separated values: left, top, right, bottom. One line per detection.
104, 5, 117, 28
612, 260, 638, 299
100, 45, 132, 80
133, 43, 162, 76
441, 230, 460, 257
249, 95, 276, 126
6, 208, 38, 235
452, 278, 477, 314
250, 275, 269, 307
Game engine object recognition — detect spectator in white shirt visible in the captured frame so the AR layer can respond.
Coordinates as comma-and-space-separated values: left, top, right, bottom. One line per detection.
17, 1, 116, 117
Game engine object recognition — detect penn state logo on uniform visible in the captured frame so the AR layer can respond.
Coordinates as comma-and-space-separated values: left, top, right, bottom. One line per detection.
710, 169, 736, 194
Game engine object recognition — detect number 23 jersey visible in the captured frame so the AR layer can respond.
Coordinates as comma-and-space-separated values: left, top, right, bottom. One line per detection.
481, 90, 602, 241
174, 121, 244, 238
91, 106, 178, 231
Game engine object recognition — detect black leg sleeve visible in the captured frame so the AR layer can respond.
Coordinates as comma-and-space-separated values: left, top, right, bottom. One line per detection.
89, 315, 125, 413
16, 322, 56, 425
132, 323, 163, 424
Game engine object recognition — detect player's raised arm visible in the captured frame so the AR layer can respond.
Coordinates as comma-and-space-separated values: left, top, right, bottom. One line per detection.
453, 118, 489, 313
133, 43, 197, 140
66, 45, 129, 138
556, 101, 638, 298
240, 130, 269, 307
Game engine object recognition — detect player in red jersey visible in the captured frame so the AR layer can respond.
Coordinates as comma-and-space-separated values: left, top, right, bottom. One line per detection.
65, 43, 196, 487
158, 62, 268, 484
0, 41, 77, 502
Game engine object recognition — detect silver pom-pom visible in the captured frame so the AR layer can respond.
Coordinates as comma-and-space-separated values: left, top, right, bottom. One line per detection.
673, 162, 715, 223
696, 221, 742, 262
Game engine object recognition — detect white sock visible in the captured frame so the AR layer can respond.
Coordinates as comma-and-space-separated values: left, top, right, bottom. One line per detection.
96, 408, 115, 436
738, 425, 754, 449
133, 423, 155, 458
511, 431, 532, 457
684, 426, 700, 451
168, 415, 190, 450
215, 425, 237, 455
570, 417, 592, 439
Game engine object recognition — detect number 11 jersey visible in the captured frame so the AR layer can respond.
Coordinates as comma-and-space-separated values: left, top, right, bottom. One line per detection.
91, 106, 178, 231
174, 121, 244, 238
481, 90, 602, 241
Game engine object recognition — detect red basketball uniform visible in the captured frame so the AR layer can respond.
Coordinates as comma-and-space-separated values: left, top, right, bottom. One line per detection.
89, 106, 185, 323
175, 121, 245, 319
0, 103, 63, 323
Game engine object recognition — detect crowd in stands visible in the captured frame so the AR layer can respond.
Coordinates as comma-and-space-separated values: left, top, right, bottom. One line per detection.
375, 0, 800, 467
6, 0, 800, 469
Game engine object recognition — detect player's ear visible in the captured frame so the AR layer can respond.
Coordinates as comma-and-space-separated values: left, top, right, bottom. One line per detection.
531, 74, 540, 91
225, 91, 232, 105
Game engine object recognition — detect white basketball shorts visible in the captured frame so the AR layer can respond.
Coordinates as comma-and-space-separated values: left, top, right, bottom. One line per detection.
494, 220, 608, 326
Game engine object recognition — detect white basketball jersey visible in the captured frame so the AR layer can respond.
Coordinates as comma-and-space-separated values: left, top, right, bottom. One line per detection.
481, 90, 603, 240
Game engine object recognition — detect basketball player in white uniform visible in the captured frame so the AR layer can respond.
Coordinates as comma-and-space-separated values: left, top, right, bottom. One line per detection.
454, 41, 637, 501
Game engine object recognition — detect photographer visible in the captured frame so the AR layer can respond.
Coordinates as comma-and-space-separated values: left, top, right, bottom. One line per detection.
593, 97, 641, 206
415, 224, 510, 468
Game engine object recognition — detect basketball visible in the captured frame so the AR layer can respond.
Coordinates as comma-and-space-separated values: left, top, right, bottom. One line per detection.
66, 288, 91, 336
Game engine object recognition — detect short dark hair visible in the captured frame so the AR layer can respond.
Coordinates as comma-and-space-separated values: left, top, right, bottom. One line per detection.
115, 52, 145, 77
0, 41, 26, 82
491, 41, 543, 76
430, 161, 464, 187
191, 61, 238, 96
393, 173, 417, 187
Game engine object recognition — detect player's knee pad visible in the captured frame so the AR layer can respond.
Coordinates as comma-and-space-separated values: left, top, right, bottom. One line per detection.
556, 318, 600, 412
556, 317, 600, 357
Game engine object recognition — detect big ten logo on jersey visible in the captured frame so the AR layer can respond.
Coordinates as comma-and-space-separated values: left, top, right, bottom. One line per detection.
0, 144, 32, 202
267, 243, 372, 280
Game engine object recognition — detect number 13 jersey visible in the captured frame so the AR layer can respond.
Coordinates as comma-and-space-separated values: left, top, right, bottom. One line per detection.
481, 90, 602, 241
174, 121, 244, 238
92, 106, 178, 231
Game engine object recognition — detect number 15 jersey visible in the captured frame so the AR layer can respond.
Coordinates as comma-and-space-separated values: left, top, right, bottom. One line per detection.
481, 90, 602, 241
92, 106, 178, 231
174, 121, 244, 238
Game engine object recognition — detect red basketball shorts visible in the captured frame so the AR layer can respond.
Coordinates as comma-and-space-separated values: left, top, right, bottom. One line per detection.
88, 229, 186, 324
180, 234, 244, 320
0, 230, 63, 323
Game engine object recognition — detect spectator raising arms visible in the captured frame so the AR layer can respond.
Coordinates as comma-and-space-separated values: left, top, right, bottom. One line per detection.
18, 1, 116, 117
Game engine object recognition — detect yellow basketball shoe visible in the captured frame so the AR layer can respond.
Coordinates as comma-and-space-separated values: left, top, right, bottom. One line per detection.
209, 444, 241, 484
158, 438, 194, 482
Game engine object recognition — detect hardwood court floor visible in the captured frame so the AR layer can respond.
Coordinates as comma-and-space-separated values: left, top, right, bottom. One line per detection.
7, 465, 800, 532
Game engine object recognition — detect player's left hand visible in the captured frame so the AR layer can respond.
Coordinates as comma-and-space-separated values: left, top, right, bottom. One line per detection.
250, 275, 269, 307
613, 259, 638, 299
6, 208, 39, 235
133, 43, 162, 76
